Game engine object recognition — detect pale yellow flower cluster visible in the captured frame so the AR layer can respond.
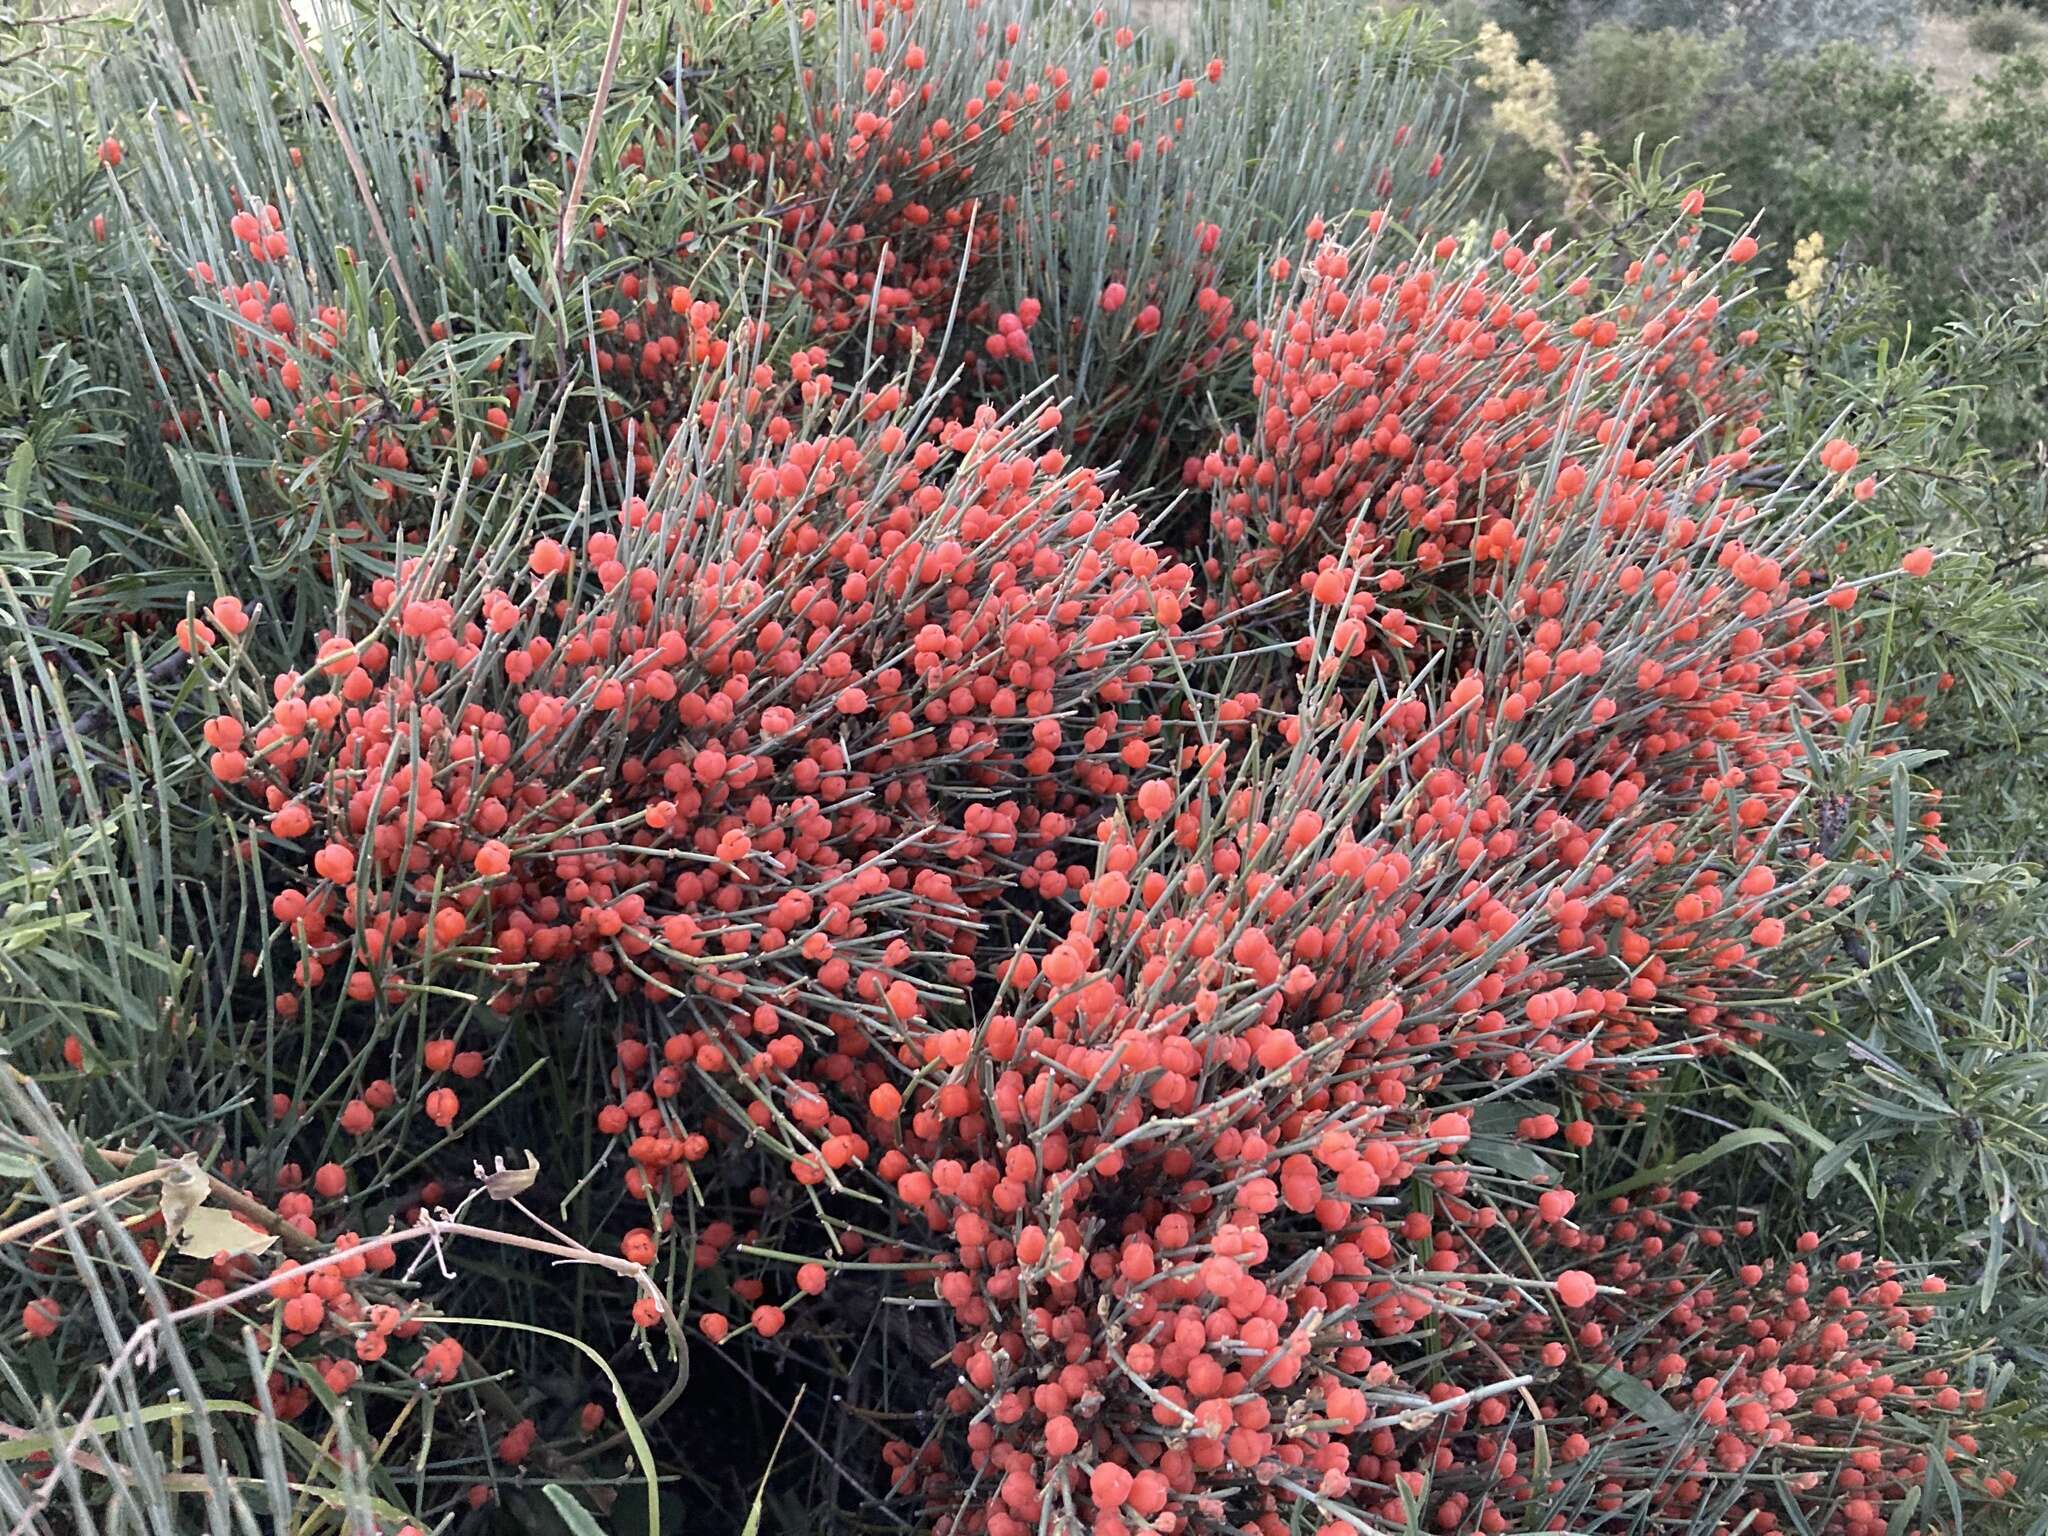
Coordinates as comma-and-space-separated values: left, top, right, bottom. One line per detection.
1786, 231, 1828, 312
1473, 21, 1567, 162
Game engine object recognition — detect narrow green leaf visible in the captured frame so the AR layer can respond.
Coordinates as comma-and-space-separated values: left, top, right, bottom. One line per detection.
1808, 1134, 1871, 1200
437, 1315, 662, 1536
544, 1484, 608, 1536
742, 1386, 805, 1536
1584, 1364, 1685, 1434
1599, 1127, 1789, 1200
1467, 1135, 1554, 1181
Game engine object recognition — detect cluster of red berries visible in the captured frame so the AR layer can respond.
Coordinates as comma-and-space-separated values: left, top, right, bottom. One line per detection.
748, 3, 1218, 367
838, 700, 1974, 1535
81, 2, 1983, 1524
1486, 1194, 1997, 1535
182, 240, 1961, 1527
207, 354, 1191, 1082
1191, 217, 1762, 666
752, 1, 1457, 480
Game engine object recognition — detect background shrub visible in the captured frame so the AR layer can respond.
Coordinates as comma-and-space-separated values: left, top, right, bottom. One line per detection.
1485, 0, 1920, 61
1968, 6, 2044, 52
1460, 10, 2048, 331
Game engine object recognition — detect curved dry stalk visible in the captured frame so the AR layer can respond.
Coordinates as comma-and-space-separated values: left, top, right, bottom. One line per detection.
272, 0, 431, 344
553, 0, 633, 283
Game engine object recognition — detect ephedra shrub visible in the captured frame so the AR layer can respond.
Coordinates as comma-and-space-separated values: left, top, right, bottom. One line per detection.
4, 0, 2041, 1532
740, 0, 1463, 489
196, 335, 1192, 1144
792, 212, 2012, 1536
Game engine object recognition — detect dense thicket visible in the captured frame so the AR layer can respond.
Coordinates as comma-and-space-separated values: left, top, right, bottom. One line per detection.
1, 3, 2044, 1534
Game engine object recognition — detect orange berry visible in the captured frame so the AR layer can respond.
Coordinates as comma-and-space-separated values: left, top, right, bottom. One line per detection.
1556, 1270, 1598, 1309
312, 843, 355, 884
1090, 1463, 1133, 1508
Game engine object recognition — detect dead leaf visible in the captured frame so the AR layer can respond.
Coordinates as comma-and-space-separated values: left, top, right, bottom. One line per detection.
157, 1156, 208, 1244
478, 1150, 541, 1202
174, 1204, 277, 1260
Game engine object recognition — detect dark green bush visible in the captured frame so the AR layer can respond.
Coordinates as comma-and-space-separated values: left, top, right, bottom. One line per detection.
1969, 7, 2043, 53
1473, 23, 2048, 329
1558, 23, 1739, 152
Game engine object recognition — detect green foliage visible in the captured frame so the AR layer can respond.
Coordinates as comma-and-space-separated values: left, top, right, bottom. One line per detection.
1558, 23, 1739, 153
1461, 16, 2048, 330
1716, 46, 2048, 325
1484, 0, 1922, 64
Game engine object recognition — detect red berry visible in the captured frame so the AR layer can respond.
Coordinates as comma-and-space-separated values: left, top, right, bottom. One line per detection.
1537, 1188, 1575, 1222
1556, 1270, 1598, 1309
312, 843, 355, 884
1089, 1462, 1133, 1509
